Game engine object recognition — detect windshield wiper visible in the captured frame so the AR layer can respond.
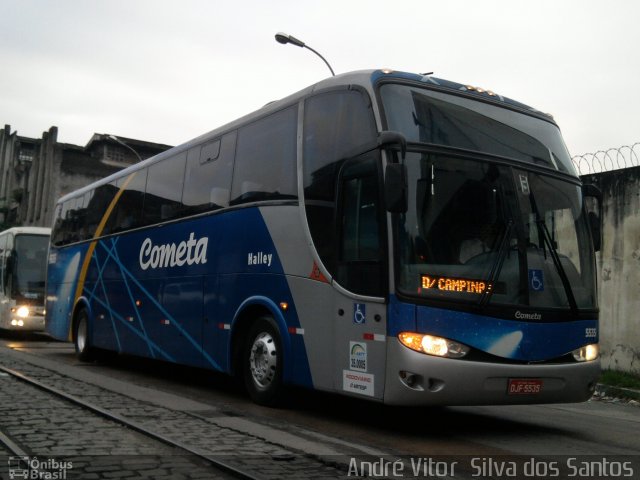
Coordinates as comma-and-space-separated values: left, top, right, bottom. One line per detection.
536, 217, 578, 313
479, 220, 513, 307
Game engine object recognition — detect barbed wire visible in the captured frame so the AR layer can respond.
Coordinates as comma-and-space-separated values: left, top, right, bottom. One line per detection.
572, 143, 640, 175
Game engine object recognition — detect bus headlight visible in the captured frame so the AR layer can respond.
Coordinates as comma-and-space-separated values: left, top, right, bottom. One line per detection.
572, 344, 599, 362
15, 306, 30, 318
398, 332, 470, 358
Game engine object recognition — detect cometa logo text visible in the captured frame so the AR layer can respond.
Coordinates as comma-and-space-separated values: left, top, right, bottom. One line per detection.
139, 233, 208, 270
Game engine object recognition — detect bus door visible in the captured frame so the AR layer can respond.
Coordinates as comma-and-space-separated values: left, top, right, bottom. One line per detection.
333, 153, 387, 400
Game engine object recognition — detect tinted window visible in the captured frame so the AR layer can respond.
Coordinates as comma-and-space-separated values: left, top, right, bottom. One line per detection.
302, 89, 377, 276
14, 234, 49, 299
183, 131, 236, 215
143, 154, 187, 224
51, 203, 66, 246
231, 107, 297, 205
86, 184, 118, 238
104, 170, 147, 234
336, 157, 384, 296
380, 84, 576, 175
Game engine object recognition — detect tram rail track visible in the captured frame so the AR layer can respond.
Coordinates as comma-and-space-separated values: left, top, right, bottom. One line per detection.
0, 351, 363, 480
0, 364, 265, 480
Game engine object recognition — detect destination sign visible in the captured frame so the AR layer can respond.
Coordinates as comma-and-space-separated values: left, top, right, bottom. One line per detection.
421, 275, 491, 295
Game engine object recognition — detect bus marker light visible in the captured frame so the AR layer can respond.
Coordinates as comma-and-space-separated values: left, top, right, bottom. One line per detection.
279, 302, 289, 311
363, 333, 385, 342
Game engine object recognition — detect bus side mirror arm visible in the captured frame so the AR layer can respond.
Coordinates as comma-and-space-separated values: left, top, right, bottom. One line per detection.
378, 131, 407, 160
582, 184, 602, 252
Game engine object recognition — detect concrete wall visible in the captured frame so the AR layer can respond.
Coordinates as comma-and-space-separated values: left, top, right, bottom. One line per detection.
582, 166, 640, 374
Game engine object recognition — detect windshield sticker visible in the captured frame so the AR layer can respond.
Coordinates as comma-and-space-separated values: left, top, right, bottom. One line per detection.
528, 269, 544, 292
519, 174, 530, 194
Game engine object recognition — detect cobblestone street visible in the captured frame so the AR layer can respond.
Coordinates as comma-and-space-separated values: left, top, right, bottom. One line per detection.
0, 347, 358, 479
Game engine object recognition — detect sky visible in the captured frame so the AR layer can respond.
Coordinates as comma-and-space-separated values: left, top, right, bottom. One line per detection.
1, 0, 638, 157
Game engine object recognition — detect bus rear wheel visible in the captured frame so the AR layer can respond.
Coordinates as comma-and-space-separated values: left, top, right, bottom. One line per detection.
74, 308, 95, 362
243, 317, 284, 406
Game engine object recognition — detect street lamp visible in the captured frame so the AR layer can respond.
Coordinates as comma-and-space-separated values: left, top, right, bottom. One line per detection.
275, 32, 335, 77
108, 134, 143, 163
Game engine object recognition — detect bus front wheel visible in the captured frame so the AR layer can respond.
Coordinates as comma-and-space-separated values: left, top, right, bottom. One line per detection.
243, 316, 284, 406
74, 308, 95, 362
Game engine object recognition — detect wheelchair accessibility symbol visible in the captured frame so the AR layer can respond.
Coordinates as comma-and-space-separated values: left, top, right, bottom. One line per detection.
353, 303, 366, 324
529, 269, 544, 292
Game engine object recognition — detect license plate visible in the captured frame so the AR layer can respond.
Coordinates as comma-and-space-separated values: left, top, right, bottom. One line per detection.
507, 378, 543, 395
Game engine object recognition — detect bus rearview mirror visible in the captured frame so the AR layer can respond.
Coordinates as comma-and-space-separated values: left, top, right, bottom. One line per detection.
385, 163, 408, 213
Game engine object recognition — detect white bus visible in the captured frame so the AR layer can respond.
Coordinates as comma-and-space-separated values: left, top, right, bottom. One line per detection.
0, 227, 51, 332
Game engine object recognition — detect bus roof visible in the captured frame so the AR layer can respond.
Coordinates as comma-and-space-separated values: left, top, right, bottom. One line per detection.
56, 69, 552, 204
0, 226, 51, 237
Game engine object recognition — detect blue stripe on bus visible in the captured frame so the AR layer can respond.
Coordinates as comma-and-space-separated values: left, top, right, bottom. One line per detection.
46, 207, 313, 388
408, 304, 597, 361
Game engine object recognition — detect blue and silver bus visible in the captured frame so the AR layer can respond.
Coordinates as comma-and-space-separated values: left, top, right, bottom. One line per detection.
0, 226, 50, 332
46, 70, 600, 405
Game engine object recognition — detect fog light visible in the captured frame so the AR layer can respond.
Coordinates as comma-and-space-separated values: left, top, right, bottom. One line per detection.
11, 319, 18, 326
398, 332, 470, 358
572, 344, 599, 362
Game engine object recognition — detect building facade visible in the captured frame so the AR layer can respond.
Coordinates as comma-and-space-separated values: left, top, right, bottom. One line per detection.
0, 125, 172, 229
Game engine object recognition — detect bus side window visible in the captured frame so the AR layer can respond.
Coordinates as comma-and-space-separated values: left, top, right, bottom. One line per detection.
303, 88, 377, 278
105, 169, 148, 234
86, 184, 118, 238
61, 198, 80, 245
182, 131, 236, 215
143, 154, 187, 225
230, 107, 297, 205
51, 203, 66, 246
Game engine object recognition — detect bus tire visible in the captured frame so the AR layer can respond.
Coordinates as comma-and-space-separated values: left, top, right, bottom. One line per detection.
243, 316, 284, 406
74, 308, 95, 362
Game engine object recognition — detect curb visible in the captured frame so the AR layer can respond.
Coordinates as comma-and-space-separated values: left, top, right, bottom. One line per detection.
595, 383, 640, 401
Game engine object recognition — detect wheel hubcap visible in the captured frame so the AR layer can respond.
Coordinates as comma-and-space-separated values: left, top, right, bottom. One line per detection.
249, 332, 277, 389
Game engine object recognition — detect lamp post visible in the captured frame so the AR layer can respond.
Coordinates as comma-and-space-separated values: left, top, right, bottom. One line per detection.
108, 134, 143, 163
275, 32, 335, 77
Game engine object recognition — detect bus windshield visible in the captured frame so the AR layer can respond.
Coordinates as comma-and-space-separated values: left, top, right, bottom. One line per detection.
380, 83, 577, 176
379, 83, 597, 312
13, 234, 49, 302
395, 152, 597, 311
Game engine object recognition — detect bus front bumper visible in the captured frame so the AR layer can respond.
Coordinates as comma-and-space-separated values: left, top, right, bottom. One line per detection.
384, 339, 600, 406
4, 314, 46, 332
